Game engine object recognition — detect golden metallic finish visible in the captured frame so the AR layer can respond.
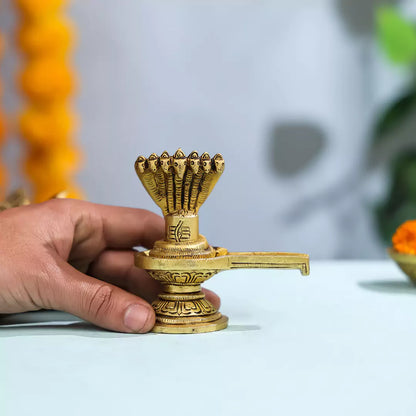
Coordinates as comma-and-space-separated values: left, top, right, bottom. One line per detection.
134, 149, 310, 334
152, 315, 229, 334
0, 189, 69, 211
0, 189, 30, 211
388, 247, 416, 285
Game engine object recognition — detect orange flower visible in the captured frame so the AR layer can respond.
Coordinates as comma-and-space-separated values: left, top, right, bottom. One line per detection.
14, 0, 67, 19
19, 58, 75, 102
24, 144, 81, 184
393, 220, 416, 254
0, 163, 7, 194
33, 185, 83, 203
0, 113, 6, 143
17, 17, 74, 57
16, 0, 82, 202
19, 105, 77, 146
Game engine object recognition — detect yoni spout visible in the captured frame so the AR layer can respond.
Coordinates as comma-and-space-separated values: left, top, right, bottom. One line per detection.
224, 252, 310, 276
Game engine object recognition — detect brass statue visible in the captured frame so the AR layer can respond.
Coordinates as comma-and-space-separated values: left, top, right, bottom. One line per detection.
135, 149, 310, 334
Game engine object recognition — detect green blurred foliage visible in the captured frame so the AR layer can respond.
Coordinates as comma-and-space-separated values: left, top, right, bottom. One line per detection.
377, 6, 416, 64
376, 152, 416, 242
373, 89, 416, 144
374, 6, 416, 244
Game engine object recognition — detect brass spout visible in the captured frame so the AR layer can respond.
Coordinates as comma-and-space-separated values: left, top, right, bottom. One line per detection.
225, 252, 310, 275
134, 150, 310, 334
136, 249, 310, 277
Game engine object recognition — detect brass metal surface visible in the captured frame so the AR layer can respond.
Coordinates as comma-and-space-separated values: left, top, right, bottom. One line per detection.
388, 247, 416, 285
0, 189, 30, 211
152, 315, 229, 334
134, 149, 310, 334
0, 189, 68, 211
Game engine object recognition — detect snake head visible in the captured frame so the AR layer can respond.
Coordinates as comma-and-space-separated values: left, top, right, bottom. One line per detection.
159, 151, 172, 174
173, 149, 187, 179
148, 153, 159, 173
188, 151, 200, 174
213, 154, 224, 174
200, 152, 212, 174
134, 156, 147, 175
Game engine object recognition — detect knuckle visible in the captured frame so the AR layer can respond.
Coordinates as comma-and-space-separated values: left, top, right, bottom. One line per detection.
42, 198, 74, 216
42, 198, 89, 220
42, 198, 67, 211
87, 284, 115, 319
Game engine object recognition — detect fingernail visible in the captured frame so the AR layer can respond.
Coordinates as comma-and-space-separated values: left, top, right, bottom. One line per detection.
123, 304, 150, 333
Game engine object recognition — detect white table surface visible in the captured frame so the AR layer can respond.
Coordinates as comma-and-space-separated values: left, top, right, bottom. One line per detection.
1, 261, 416, 416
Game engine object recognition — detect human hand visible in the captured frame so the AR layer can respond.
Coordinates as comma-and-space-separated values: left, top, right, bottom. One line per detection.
0, 199, 220, 333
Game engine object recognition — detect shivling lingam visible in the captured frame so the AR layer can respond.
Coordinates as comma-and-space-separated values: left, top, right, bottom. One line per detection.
134, 149, 310, 334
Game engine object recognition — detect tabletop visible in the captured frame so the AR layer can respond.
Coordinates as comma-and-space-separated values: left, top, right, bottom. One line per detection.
1, 261, 416, 416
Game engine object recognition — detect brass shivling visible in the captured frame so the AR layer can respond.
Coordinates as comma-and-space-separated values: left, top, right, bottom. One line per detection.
134, 149, 310, 334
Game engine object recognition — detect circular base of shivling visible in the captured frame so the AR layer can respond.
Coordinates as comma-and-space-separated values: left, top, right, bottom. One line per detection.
152, 315, 228, 334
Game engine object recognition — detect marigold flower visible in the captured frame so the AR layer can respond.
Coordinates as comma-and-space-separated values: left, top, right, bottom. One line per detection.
14, 0, 67, 18
17, 17, 74, 57
392, 220, 416, 254
19, 105, 77, 146
19, 58, 75, 102
24, 145, 81, 185
0, 113, 6, 143
0, 164, 7, 198
33, 185, 83, 203
16, 0, 82, 202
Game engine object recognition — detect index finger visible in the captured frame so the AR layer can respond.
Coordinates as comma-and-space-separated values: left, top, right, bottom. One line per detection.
92, 203, 165, 249
53, 199, 165, 250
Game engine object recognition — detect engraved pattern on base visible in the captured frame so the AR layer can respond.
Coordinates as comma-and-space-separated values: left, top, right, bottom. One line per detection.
148, 270, 218, 284
152, 297, 217, 317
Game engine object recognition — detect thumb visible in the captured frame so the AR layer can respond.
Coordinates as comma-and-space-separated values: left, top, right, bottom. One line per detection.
47, 258, 155, 333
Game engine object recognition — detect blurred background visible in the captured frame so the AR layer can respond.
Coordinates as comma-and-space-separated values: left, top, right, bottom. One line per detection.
1, 0, 416, 259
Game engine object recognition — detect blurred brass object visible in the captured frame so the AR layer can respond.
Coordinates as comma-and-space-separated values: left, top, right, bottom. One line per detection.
0, 189, 30, 211
134, 149, 310, 334
0, 188, 68, 211
388, 248, 416, 285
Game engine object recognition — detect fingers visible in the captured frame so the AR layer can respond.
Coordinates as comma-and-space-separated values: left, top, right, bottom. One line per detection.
88, 249, 222, 309
44, 199, 165, 250
93, 203, 165, 249
88, 249, 161, 303
202, 288, 221, 310
47, 257, 156, 333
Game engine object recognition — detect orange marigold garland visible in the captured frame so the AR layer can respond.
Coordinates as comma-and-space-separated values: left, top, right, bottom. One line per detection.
392, 220, 416, 254
15, 0, 82, 202
0, 32, 7, 200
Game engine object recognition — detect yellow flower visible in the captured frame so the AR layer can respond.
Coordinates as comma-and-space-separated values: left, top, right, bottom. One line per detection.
19, 105, 77, 146
33, 185, 83, 203
0, 113, 6, 143
15, 0, 82, 201
0, 165, 7, 200
20, 58, 75, 102
24, 144, 81, 184
17, 17, 74, 57
393, 220, 416, 254
14, 0, 67, 18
